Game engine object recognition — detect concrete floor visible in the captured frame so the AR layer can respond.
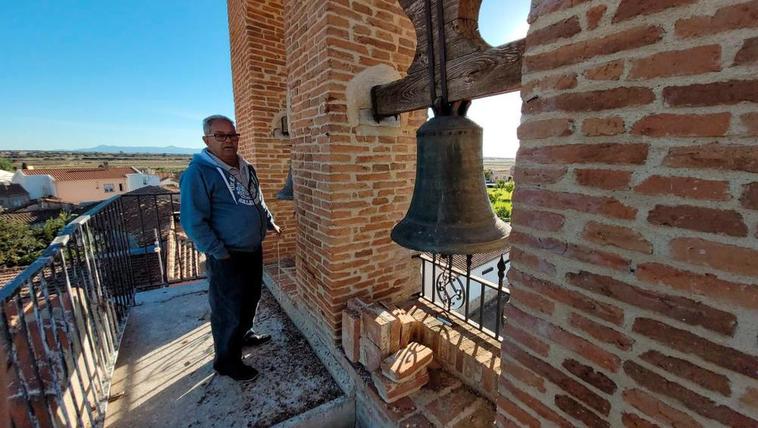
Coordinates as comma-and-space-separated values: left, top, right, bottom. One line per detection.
104, 281, 343, 428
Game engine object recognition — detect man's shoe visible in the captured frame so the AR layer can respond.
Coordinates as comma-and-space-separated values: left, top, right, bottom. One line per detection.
215, 363, 259, 382
242, 331, 272, 347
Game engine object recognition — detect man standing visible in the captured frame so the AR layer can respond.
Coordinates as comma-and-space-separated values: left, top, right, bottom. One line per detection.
180, 115, 281, 381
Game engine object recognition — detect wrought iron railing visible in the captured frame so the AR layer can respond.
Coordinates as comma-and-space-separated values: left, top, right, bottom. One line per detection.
0, 197, 135, 427
0, 192, 205, 427
417, 252, 511, 340
119, 193, 205, 289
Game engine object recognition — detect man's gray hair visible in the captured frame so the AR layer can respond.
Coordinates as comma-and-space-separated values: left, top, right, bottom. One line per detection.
202, 115, 234, 135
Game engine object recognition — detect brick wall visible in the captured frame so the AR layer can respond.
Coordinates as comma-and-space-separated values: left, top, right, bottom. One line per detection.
500, 0, 758, 426
281, 0, 426, 341
227, 0, 296, 265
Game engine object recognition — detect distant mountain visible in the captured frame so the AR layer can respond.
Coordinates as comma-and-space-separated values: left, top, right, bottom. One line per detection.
76, 145, 199, 155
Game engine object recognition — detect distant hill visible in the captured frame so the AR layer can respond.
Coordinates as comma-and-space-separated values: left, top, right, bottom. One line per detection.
76, 145, 199, 155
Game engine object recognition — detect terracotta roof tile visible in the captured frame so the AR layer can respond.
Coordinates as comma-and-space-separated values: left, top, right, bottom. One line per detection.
21, 167, 139, 181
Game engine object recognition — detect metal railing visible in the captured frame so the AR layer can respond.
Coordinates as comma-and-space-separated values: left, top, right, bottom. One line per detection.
417, 252, 511, 340
0, 192, 205, 427
119, 193, 205, 290
0, 197, 135, 427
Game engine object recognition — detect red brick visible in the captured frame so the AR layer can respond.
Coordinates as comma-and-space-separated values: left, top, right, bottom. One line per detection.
624, 361, 757, 426
510, 248, 557, 277
621, 412, 658, 428
634, 175, 730, 201
741, 388, 758, 409
567, 270, 737, 336
527, 16, 581, 47
524, 87, 655, 114
496, 396, 539, 428
511, 208, 565, 232
633, 318, 758, 378
428, 386, 483, 425
636, 262, 758, 310
629, 45, 721, 79
664, 143, 758, 174
554, 395, 609, 428
503, 339, 612, 415
623, 388, 703, 428
361, 303, 401, 355
670, 237, 758, 277
511, 231, 630, 271
518, 143, 647, 165
631, 113, 731, 137
663, 80, 758, 107
562, 359, 617, 394
575, 169, 632, 190
568, 312, 634, 351
372, 368, 430, 404
741, 182, 758, 210
525, 26, 664, 72
505, 324, 550, 357
341, 309, 361, 362
734, 36, 758, 65
742, 112, 758, 135
521, 73, 578, 100
528, 0, 590, 24
614, 0, 697, 22
582, 221, 652, 254
640, 350, 731, 396
512, 166, 567, 185
515, 188, 637, 220
509, 268, 625, 325
675, 0, 758, 38
586, 5, 607, 30
499, 378, 573, 427
360, 337, 384, 371
584, 60, 624, 80
648, 204, 748, 237
500, 358, 546, 393
381, 342, 433, 383
517, 118, 574, 140
581, 116, 625, 136
506, 305, 621, 373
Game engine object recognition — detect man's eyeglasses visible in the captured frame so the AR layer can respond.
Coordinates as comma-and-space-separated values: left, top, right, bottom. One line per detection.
207, 133, 240, 142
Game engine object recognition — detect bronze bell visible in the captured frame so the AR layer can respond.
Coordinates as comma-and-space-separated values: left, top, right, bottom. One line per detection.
276, 166, 294, 200
391, 115, 510, 254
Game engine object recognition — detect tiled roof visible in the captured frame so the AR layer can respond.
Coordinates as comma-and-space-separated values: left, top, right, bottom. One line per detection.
0, 183, 29, 197
21, 167, 139, 181
0, 266, 26, 289
0, 209, 63, 226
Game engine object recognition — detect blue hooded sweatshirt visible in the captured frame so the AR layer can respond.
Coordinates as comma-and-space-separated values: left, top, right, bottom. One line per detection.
179, 149, 275, 259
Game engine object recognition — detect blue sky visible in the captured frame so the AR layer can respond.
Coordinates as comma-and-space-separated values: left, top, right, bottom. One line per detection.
1, 1, 528, 157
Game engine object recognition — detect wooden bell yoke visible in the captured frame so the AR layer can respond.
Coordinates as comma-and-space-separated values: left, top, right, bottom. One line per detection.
371, 0, 525, 119
375, 0, 522, 254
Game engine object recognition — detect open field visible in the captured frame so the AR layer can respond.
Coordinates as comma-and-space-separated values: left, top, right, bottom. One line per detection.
1, 150, 194, 173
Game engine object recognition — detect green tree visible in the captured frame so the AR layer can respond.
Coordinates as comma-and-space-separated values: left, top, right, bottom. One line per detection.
487, 185, 514, 221
0, 213, 73, 268
0, 158, 14, 171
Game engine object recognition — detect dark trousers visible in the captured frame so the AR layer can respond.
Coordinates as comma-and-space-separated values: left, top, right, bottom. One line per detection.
206, 249, 263, 369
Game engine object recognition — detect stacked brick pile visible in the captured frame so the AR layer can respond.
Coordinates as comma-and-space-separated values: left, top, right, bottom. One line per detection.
503, 0, 758, 426
342, 298, 434, 403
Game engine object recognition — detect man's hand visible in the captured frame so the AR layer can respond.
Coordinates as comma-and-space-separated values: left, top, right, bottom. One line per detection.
272, 223, 282, 235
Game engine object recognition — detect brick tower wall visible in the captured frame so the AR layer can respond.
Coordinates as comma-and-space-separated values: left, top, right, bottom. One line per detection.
499, 0, 758, 426
282, 0, 427, 342
228, 0, 295, 265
